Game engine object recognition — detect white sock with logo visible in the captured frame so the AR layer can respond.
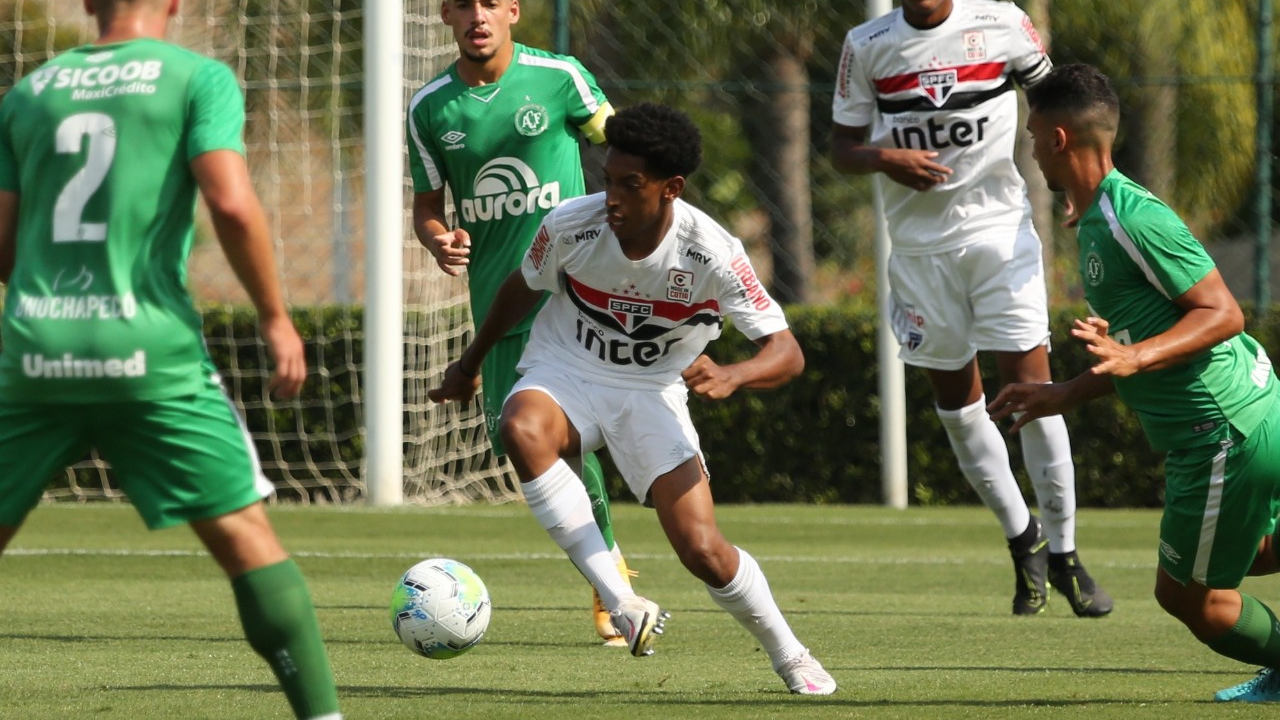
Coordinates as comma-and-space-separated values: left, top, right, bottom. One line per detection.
1017, 413, 1077, 553
705, 547, 806, 669
937, 396, 1031, 539
521, 459, 635, 610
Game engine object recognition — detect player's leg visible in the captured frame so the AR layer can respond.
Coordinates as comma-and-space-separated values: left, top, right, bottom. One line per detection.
0, 402, 91, 556
93, 390, 341, 720
1157, 419, 1280, 702
485, 334, 632, 644
499, 375, 646, 650
994, 346, 1111, 617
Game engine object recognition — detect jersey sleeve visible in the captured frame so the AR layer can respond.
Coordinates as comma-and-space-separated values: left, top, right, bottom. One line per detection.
521, 214, 565, 294
1008, 9, 1052, 88
561, 55, 612, 145
718, 241, 789, 341
406, 96, 445, 192
832, 30, 877, 128
1120, 200, 1216, 298
186, 60, 246, 159
0, 96, 18, 192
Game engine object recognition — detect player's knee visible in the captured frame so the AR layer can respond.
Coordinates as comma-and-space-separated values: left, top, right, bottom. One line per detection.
498, 411, 549, 457
671, 529, 733, 582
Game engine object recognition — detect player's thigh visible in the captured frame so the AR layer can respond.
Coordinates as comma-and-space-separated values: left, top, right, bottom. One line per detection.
968, 223, 1051, 354
1161, 421, 1280, 588
506, 366, 597, 475
597, 384, 706, 505
482, 332, 530, 456
0, 403, 92, 526
887, 251, 975, 371
89, 387, 274, 531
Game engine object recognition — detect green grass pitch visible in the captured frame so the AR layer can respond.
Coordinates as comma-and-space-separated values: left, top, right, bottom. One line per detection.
0, 503, 1271, 719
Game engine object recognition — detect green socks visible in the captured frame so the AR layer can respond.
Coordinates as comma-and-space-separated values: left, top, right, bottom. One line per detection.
580, 451, 616, 550
1207, 593, 1280, 668
232, 559, 341, 720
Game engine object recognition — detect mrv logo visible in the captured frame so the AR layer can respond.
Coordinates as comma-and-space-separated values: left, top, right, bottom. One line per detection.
460, 157, 560, 223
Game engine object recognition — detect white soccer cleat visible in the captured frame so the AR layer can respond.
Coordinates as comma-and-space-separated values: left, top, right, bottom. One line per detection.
775, 650, 837, 695
609, 596, 668, 657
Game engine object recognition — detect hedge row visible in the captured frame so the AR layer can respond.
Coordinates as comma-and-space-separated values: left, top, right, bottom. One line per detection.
189, 303, 1280, 508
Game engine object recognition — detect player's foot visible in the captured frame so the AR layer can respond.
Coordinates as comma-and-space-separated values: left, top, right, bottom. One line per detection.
1048, 551, 1113, 617
610, 596, 668, 657
1008, 517, 1049, 615
1215, 668, 1280, 702
775, 650, 837, 695
594, 555, 639, 647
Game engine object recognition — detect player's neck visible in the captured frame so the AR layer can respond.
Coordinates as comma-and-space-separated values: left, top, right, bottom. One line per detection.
95, 14, 168, 44
1066, 152, 1115, 216
617, 210, 675, 261
455, 43, 515, 86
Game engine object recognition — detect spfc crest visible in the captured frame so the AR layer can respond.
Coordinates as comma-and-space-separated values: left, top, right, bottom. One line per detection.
919, 69, 958, 107
608, 298, 653, 333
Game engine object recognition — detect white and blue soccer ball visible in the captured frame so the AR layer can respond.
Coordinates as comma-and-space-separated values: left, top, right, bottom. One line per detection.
390, 558, 491, 659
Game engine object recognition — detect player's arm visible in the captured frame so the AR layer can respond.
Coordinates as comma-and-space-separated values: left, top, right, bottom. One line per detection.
412, 189, 470, 277
987, 370, 1114, 435
830, 122, 950, 191
1074, 270, 1243, 377
682, 329, 804, 401
192, 149, 305, 400
0, 190, 16, 284
428, 269, 544, 404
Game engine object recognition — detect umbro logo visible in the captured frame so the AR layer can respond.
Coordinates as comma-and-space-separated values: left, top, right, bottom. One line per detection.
441, 130, 466, 147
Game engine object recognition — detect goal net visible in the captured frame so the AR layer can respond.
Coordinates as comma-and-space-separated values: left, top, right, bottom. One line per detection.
0, 0, 520, 505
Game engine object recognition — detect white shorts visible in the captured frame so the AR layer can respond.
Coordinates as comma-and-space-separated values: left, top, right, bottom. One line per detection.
507, 365, 706, 503
888, 221, 1050, 371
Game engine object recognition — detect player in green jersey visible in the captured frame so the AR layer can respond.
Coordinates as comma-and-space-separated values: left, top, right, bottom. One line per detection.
406, 0, 634, 646
0, 2, 341, 717
991, 63, 1280, 703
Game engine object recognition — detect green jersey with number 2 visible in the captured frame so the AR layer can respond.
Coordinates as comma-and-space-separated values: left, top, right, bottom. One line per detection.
1076, 170, 1278, 451
0, 38, 245, 402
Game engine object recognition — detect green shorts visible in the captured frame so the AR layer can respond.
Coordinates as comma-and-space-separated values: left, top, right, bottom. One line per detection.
1159, 412, 1280, 588
481, 331, 530, 457
0, 377, 273, 530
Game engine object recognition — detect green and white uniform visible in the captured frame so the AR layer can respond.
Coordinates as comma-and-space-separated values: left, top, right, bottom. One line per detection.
406, 42, 611, 448
0, 39, 271, 528
1077, 170, 1280, 586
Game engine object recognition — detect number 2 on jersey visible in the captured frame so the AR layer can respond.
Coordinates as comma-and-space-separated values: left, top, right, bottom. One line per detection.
53, 112, 116, 243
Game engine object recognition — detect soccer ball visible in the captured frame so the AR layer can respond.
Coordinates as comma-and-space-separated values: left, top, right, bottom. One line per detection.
390, 558, 492, 659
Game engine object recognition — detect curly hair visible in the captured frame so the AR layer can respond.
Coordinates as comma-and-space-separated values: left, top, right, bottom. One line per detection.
1024, 63, 1119, 133
604, 102, 703, 179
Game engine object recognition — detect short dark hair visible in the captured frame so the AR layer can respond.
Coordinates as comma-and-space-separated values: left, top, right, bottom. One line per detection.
1024, 63, 1120, 132
604, 102, 703, 179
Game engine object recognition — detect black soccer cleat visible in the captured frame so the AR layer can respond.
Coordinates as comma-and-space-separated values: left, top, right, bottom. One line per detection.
1008, 517, 1049, 615
1048, 551, 1113, 618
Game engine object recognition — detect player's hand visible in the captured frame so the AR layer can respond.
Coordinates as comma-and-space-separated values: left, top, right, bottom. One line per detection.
260, 313, 306, 400
682, 354, 742, 400
427, 228, 471, 277
987, 382, 1069, 434
1073, 316, 1142, 377
882, 149, 952, 192
427, 360, 481, 404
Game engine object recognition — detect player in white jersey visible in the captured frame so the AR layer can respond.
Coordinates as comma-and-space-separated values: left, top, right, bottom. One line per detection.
430, 103, 836, 695
831, 0, 1111, 617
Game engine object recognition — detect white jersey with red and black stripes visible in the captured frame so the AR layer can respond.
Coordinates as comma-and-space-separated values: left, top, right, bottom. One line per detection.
833, 0, 1051, 255
518, 193, 788, 391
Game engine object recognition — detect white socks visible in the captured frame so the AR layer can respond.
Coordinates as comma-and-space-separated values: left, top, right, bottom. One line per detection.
705, 547, 806, 669
1017, 414, 1077, 553
937, 396, 1031, 539
520, 459, 635, 610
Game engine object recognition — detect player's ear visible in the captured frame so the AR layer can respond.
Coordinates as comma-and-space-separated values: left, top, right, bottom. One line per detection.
1053, 126, 1068, 153
509, 0, 520, 24
662, 176, 685, 203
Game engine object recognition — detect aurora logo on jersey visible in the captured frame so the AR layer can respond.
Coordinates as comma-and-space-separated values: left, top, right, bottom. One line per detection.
460, 157, 560, 224
21, 350, 147, 379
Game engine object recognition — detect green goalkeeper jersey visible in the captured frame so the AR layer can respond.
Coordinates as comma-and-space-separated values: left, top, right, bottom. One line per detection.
406, 43, 611, 334
0, 38, 245, 402
1076, 170, 1278, 451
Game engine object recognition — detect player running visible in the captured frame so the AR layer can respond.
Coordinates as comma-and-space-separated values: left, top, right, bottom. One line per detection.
0, 1, 340, 718
831, 0, 1111, 617
406, 0, 635, 646
993, 63, 1280, 703
429, 102, 836, 695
